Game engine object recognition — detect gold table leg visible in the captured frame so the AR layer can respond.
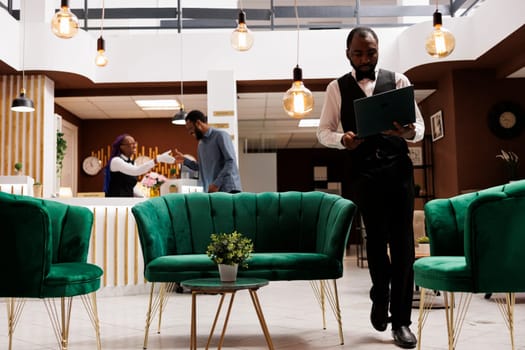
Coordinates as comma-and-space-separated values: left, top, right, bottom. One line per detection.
190, 287, 274, 350
249, 289, 275, 350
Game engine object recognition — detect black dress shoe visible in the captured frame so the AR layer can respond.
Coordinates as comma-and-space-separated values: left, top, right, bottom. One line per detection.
370, 302, 389, 331
392, 326, 417, 349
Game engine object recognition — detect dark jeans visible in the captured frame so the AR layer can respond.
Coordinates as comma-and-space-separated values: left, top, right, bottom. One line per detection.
350, 154, 415, 329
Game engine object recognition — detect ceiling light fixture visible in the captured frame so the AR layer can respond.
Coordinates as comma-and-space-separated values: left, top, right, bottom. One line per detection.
231, 0, 254, 52
11, 0, 34, 113
425, 1, 456, 58
172, 8, 187, 126
282, 0, 314, 119
95, 0, 108, 67
51, 0, 79, 39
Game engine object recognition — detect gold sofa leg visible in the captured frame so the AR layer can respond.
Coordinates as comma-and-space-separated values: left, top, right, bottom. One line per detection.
309, 280, 344, 345
6, 298, 26, 350
494, 292, 516, 350
143, 282, 176, 349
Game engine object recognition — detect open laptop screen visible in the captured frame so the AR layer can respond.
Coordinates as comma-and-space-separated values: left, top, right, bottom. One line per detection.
353, 85, 416, 138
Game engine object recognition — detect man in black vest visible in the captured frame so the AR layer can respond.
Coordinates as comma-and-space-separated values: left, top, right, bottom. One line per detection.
317, 27, 424, 349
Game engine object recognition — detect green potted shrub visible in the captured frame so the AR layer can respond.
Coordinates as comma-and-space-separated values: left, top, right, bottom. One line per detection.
206, 231, 254, 282
416, 236, 430, 256
14, 162, 23, 175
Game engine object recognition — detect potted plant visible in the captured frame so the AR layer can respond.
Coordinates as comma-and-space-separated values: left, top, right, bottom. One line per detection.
56, 131, 67, 177
33, 182, 43, 198
416, 236, 430, 256
206, 231, 254, 282
14, 162, 23, 175
496, 149, 519, 182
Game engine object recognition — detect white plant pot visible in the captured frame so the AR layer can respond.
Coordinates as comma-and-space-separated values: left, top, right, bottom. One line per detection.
218, 264, 238, 282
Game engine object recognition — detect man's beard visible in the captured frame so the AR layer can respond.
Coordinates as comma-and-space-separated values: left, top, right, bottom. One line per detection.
350, 60, 376, 74
195, 128, 204, 140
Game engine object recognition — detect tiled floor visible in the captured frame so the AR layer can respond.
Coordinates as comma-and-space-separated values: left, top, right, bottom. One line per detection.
1, 253, 525, 349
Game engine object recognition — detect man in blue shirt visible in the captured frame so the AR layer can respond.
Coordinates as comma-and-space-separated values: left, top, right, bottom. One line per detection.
175, 110, 242, 193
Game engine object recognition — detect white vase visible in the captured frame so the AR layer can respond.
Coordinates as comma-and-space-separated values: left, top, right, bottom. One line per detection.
218, 264, 238, 282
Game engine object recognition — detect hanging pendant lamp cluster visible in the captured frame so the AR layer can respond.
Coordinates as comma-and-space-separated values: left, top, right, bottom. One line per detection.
51, 0, 79, 39
95, 0, 108, 67
11, 0, 34, 113
282, 0, 314, 119
425, 1, 456, 58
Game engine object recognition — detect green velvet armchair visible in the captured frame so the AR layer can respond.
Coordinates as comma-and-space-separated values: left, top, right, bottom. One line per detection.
413, 180, 525, 350
0, 192, 104, 350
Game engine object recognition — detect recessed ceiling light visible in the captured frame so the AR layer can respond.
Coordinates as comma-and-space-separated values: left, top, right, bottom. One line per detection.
298, 119, 320, 128
135, 99, 181, 110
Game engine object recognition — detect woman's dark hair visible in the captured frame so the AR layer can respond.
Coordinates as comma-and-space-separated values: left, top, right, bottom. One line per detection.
346, 27, 378, 48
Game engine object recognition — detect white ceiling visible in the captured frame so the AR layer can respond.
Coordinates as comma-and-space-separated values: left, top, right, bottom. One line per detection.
55, 89, 435, 150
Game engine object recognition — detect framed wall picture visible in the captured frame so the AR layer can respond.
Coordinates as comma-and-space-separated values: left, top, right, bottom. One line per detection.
430, 110, 444, 142
408, 147, 423, 166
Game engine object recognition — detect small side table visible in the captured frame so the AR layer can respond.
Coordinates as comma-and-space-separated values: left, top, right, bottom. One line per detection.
181, 277, 274, 350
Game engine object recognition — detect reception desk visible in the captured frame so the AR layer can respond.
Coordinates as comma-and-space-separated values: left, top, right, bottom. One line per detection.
0, 176, 35, 196
54, 197, 149, 295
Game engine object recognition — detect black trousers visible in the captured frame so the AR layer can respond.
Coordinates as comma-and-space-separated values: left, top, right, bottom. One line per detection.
350, 154, 415, 329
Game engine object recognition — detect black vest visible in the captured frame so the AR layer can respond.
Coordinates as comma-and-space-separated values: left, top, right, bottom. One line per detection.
107, 157, 138, 197
337, 69, 408, 167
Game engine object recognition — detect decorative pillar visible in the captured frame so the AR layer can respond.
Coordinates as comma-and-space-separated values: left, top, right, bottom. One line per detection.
206, 70, 239, 163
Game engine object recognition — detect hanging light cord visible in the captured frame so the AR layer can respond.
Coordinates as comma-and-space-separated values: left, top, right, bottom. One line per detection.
21, 0, 27, 87
100, 0, 105, 36
295, 0, 300, 66
179, 8, 184, 105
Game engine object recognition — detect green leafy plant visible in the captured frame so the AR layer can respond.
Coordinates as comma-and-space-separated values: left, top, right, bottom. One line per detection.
496, 149, 519, 181
14, 162, 23, 174
56, 131, 67, 177
417, 236, 430, 244
206, 231, 254, 268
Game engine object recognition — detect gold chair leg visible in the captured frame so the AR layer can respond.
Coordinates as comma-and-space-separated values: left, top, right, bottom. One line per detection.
494, 292, 516, 350
6, 298, 26, 350
309, 280, 344, 344
309, 281, 327, 330
43, 297, 73, 350
443, 291, 472, 350
416, 288, 435, 350
80, 292, 102, 350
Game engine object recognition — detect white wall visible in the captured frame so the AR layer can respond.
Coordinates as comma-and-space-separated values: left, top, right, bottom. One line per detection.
238, 152, 277, 193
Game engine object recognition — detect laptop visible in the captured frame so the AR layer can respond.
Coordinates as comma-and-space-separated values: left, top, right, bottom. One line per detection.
353, 85, 416, 138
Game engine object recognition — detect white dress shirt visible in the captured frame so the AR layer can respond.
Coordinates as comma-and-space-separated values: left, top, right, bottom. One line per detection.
317, 70, 425, 149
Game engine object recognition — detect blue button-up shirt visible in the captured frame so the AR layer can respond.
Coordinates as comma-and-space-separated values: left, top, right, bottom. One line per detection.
183, 128, 242, 193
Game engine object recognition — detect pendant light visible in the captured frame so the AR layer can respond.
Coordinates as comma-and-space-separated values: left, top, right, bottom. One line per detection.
172, 9, 187, 126
11, 0, 34, 113
282, 0, 314, 118
95, 0, 108, 67
231, 1, 254, 52
425, 1, 456, 58
51, 0, 79, 39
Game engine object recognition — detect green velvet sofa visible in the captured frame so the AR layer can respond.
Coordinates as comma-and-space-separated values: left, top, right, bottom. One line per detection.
0, 191, 104, 350
132, 191, 357, 347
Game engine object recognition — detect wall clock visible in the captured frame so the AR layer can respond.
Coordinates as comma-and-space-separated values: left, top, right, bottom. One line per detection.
82, 156, 103, 176
487, 101, 524, 139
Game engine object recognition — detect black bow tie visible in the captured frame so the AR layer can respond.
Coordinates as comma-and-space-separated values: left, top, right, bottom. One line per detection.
355, 70, 376, 82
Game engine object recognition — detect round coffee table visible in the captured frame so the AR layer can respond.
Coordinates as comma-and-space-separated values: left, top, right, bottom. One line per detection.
181, 277, 274, 350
